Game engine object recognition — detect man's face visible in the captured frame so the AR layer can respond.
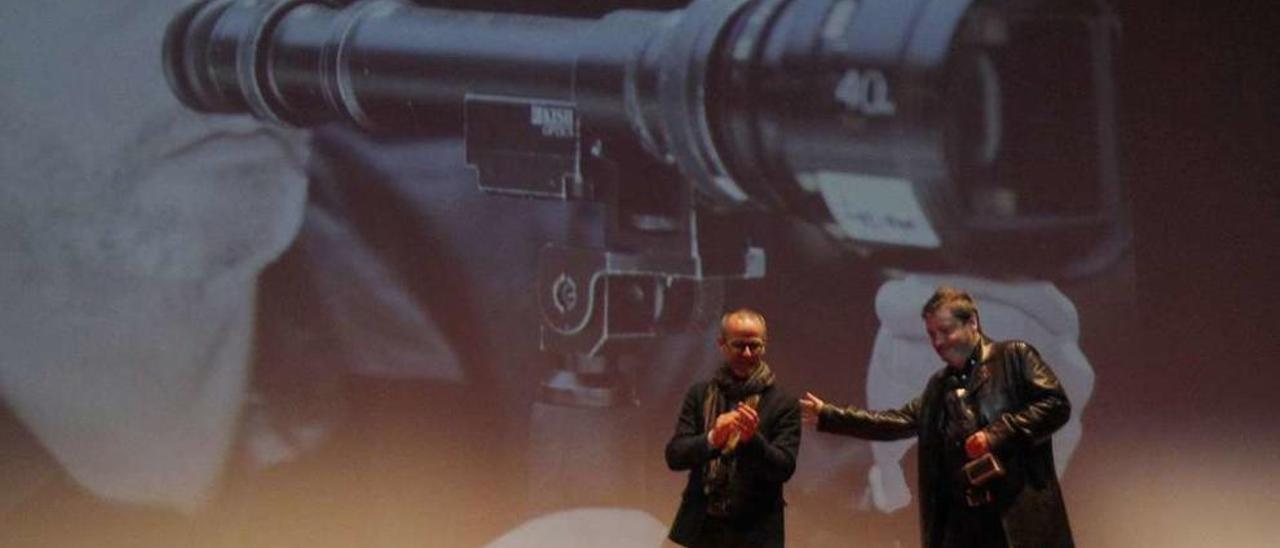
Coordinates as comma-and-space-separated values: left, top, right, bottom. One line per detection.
924, 308, 980, 368
718, 316, 767, 379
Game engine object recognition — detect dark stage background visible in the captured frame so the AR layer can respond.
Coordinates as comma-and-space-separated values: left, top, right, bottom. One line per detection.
1, 1, 1275, 547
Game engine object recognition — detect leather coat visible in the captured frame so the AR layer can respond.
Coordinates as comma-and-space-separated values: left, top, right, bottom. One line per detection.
818, 337, 1074, 548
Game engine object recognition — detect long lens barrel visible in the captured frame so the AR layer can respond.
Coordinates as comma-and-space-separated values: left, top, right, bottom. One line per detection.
165, 0, 755, 202
165, 0, 663, 130
165, 0, 1125, 277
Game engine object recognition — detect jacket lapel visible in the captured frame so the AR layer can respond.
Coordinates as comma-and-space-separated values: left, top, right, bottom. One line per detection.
967, 337, 997, 393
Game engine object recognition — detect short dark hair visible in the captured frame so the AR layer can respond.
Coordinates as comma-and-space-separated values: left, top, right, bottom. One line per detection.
920, 287, 979, 324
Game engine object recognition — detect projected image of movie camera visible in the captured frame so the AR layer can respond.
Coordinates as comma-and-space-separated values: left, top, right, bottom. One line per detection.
4, 1, 1184, 547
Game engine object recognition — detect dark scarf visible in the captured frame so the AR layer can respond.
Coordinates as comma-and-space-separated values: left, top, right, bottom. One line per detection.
702, 361, 775, 515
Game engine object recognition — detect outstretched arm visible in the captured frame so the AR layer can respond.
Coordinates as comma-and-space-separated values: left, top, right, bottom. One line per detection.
804, 392, 921, 441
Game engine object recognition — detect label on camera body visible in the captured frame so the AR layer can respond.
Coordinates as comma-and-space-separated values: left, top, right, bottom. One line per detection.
464, 94, 580, 199
812, 171, 940, 248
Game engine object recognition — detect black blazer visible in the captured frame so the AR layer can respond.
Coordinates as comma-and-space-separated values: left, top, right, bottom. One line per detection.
665, 380, 801, 548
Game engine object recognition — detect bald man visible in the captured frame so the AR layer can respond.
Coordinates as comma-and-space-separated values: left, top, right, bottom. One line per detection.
665, 309, 801, 547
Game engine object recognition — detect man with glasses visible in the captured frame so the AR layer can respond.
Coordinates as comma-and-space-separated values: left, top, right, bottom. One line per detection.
665, 309, 801, 547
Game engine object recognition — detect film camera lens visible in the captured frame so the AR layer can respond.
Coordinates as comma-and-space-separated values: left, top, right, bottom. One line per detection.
165, 0, 1125, 278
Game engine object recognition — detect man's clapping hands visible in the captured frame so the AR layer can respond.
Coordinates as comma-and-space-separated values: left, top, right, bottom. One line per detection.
708, 403, 760, 448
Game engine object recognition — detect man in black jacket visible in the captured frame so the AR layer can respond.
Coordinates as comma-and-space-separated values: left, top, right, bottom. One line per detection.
666, 309, 802, 548
800, 287, 1074, 548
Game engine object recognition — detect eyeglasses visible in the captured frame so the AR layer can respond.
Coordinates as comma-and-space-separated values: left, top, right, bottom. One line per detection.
726, 339, 765, 352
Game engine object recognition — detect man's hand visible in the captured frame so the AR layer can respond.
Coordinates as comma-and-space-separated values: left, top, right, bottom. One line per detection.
799, 392, 826, 425
965, 430, 991, 459
709, 410, 739, 448
733, 403, 760, 442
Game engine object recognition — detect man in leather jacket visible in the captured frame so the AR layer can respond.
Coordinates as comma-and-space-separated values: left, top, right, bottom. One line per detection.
800, 287, 1073, 548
